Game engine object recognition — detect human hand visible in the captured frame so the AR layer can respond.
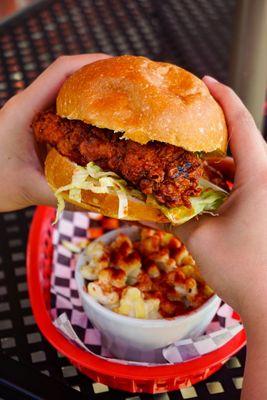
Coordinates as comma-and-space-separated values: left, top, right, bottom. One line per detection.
0, 53, 110, 212
150, 77, 267, 325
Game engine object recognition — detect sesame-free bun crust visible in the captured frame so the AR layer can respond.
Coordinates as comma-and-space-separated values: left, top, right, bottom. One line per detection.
45, 148, 168, 222
57, 55, 227, 154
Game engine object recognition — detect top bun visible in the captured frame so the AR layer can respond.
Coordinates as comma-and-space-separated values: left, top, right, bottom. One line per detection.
57, 55, 227, 154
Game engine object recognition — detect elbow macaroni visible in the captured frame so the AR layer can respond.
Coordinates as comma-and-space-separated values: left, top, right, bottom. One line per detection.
115, 287, 160, 319
80, 229, 213, 319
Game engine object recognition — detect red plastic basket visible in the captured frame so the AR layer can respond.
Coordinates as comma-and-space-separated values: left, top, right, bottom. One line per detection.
27, 206, 246, 394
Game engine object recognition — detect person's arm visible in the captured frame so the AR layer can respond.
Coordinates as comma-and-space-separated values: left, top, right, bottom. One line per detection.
243, 318, 267, 399
150, 76, 267, 400
0, 53, 110, 212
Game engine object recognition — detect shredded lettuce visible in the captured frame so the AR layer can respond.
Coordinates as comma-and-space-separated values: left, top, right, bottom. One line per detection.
55, 191, 65, 224
86, 163, 118, 179
98, 176, 128, 218
53, 162, 228, 226
62, 240, 82, 253
199, 178, 228, 195
147, 179, 228, 225
69, 166, 88, 203
54, 162, 137, 223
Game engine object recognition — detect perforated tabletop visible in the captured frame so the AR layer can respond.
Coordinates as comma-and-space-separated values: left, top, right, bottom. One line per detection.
0, 1, 252, 399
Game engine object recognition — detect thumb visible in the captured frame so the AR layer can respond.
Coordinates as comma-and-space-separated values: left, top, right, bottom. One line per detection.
203, 76, 266, 181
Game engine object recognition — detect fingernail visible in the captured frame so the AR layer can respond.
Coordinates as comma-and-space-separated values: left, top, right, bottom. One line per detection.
203, 75, 218, 83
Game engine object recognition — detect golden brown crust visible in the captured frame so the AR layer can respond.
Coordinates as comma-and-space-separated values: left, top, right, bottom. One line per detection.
45, 148, 168, 222
57, 55, 227, 154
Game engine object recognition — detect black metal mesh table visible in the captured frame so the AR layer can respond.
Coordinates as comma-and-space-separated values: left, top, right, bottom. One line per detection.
0, 0, 262, 398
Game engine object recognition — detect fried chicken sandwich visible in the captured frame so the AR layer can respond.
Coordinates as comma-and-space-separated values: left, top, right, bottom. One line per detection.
33, 55, 228, 224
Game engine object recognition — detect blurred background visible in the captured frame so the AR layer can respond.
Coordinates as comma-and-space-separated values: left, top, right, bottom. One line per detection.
0, 1, 266, 400
0, 0, 39, 19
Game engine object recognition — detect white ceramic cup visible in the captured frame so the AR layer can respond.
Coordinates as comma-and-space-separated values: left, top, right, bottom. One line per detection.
75, 226, 221, 362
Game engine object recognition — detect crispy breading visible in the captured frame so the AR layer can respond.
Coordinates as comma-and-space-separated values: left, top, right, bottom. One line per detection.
33, 109, 203, 207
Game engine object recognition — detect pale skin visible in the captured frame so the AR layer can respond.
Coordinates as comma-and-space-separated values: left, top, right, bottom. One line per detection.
0, 54, 266, 399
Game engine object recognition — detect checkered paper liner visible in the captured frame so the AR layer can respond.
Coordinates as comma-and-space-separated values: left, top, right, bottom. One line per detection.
51, 211, 243, 365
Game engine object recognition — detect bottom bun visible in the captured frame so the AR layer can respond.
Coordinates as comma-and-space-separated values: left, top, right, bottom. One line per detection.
45, 148, 168, 223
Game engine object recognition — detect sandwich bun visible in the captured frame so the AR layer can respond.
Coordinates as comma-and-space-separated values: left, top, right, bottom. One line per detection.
57, 55, 227, 154
45, 148, 168, 223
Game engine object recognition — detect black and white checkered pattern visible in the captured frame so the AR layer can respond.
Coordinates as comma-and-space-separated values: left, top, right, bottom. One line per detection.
51, 212, 104, 355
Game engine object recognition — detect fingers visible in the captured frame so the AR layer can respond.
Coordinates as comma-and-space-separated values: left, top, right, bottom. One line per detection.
203, 76, 266, 177
206, 156, 235, 182
7, 53, 111, 125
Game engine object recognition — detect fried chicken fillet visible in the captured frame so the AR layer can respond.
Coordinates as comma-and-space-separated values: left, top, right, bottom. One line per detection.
33, 110, 204, 208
